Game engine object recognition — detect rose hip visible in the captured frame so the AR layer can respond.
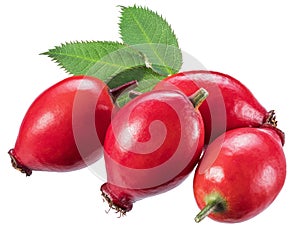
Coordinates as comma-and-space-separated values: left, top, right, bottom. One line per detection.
101, 88, 208, 214
193, 125, 286, 223
154, 70, 271, 144
8, 75, 136, 176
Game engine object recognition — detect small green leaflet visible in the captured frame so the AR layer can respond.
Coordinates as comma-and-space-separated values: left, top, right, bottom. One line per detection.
119, 5, 182, 76
41, 41, 145, 83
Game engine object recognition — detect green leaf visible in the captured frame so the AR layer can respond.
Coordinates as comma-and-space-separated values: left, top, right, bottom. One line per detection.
41, 41, 145, 83
114, 67, 165, 107
119, 5, 182, 76
41, 5, 183, 108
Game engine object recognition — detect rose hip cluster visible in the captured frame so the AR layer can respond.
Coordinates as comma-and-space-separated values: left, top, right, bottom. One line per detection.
8, 70, 286, 224
154, 71, 286, 223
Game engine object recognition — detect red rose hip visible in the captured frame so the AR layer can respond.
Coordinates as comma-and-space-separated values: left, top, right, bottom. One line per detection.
193, 125, 286, 223
154, 70, 270, 144
101, 88, 208, 214
8, 75, 136, 176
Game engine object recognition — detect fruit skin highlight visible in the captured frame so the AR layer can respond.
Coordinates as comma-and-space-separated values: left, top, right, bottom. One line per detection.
101, 88, 208, 214
8, 75, 135, 176
154, 70, 270, 144
193, 125, 286, 223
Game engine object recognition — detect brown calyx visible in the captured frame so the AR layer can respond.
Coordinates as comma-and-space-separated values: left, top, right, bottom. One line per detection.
264, 110, 277, 127
101, 191, 127, 218
8, 149, 32, 176
261, 110, 285, 146
100, 183, 133, 217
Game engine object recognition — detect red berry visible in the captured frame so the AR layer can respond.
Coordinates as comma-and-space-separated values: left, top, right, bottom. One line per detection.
154, 70, 270, 144
8, 76, 136, 176
193, 125, 286, 223
101, 88, 208, 214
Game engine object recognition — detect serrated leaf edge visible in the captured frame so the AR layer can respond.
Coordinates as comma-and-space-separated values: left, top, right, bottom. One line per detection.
40, 40, 148, 80
118, 5, 181, 75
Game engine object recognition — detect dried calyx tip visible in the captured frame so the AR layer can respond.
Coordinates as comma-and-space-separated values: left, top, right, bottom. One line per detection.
265, 110, 277, 127
8, 149, 32, 176
101, 191, 127, 217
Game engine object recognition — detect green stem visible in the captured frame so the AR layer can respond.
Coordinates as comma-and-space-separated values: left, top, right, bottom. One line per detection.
109, 80, 138, 102
189, 88, 209, 110
128, 90, 142, 99
194, 200, 219, 223
194, 192, 226, 223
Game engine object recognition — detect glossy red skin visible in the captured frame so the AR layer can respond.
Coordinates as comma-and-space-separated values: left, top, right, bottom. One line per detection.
101, 90, 205, 212
9, 76, 114, 174
193, 126, 286, 223
154, 70, 269, 144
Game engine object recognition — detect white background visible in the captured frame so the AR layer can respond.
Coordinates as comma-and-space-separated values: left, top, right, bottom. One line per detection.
1, 0, 299, 231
